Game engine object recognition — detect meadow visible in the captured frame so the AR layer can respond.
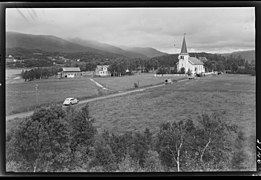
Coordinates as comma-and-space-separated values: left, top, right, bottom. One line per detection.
6, 78, 100, 115
6, 74, 256, 171
6, 73, 184, 115
93, 73, 186, 91
86, 74, 256, 170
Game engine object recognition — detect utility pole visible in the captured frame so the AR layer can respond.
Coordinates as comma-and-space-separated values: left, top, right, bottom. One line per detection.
35, 84, 39, 107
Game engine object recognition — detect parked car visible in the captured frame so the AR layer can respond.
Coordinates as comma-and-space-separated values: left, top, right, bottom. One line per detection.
165, 78, 173, 85
63, 98, 79, 106
188, 74, 196, 79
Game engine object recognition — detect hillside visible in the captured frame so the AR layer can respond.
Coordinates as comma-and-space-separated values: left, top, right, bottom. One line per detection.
68, 38, 147, 59
122, 46, 168, 58
221, 50, 255, 63
6, 32, 125, 58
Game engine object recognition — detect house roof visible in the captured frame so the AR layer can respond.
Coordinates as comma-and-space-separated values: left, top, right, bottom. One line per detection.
96, 65, 109, 71
188, 57, 204, 65
180, 35, 188, 54
62, 67, 81, 72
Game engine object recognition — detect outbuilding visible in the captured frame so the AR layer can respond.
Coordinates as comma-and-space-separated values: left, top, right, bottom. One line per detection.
61, 67, 81, 78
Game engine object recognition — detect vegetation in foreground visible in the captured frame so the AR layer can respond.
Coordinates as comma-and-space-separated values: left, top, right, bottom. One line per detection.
6, 104, 251, 172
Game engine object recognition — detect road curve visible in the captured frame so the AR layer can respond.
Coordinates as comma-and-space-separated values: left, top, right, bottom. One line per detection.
6, 83, 167, 121
6, 78, 189, 121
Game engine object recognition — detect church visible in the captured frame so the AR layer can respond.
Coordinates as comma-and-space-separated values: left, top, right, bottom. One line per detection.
176, 35, 205, 74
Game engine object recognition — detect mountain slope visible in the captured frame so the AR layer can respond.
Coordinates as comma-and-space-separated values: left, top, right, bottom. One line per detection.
67, 38, 147, 59
221, 50, 255, 63
122, 47, 168, 58
6, 32, 125, 58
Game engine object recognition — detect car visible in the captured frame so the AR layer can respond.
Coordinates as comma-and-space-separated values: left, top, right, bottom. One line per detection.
188, 74, 196, 79
165, 78, 173, 85
63, 98, 79, 106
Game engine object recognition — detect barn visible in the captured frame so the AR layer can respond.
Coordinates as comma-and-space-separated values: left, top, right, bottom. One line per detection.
61, 67, 81, 78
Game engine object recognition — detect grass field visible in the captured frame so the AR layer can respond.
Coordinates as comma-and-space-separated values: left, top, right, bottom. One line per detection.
93, 73, 187, 91
6, 78, 100, 115
6, 74, 256, 170
6, 73, 185, 115
86, 74, 256, 170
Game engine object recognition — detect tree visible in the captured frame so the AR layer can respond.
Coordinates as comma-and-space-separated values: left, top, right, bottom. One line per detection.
231, 130, 248, 170
144, 150, 164, 172
180, 67, 185, 74
156, 120, 195, 172
67, 104, 97, 170
89, 135, 117, 172
194, 112, 238, 170
129, 131, 150, 168
7, 105, 72, 172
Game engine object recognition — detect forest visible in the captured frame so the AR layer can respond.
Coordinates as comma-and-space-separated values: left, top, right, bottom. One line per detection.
6, 104, 248, 172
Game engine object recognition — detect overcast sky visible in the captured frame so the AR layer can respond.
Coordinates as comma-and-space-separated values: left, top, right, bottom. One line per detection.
6, 7, 255, 54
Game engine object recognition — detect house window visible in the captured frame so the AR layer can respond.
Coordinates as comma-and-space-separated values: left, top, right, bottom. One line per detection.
180, 56, 183, 59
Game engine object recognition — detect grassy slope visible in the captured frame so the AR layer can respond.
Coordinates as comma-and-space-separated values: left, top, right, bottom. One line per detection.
6, 74, 256, 170
6, 73, 185, 115
6, 78, 100, 115
93, 73, 186, 91
87, 74, 256, 170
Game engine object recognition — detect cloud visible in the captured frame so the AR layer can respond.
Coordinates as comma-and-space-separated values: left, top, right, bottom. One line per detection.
6, 7, 255, 53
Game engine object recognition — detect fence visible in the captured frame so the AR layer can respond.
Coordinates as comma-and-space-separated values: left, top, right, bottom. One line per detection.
154, 74, 188, 77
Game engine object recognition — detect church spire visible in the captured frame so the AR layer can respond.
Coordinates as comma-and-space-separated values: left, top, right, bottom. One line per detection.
180, 33, 188, 54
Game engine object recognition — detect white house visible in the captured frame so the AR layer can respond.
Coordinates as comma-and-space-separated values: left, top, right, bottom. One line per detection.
176, 35, 205, 74
95, 65, 110, 77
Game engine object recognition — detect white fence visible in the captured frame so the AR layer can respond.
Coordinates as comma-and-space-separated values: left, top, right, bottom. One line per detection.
154, 74, 188, 77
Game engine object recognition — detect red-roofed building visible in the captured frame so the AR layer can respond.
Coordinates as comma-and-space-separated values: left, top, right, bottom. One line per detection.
176, 35, 205, 74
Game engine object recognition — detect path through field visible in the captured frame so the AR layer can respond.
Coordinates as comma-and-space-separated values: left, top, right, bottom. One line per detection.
6, 78, 180, 121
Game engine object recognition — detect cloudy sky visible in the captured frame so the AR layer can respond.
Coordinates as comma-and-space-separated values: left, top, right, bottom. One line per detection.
6, 7, 255, 54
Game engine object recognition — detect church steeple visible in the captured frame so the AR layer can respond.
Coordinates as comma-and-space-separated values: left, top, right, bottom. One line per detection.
180, 33, 188, 54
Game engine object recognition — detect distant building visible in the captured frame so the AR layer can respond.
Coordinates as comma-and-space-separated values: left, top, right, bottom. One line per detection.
176, 35, 205, 74
95, 65, 110, 77
238, 66, 245, 70
6, 55, 14, 63
61, 67, 81, 78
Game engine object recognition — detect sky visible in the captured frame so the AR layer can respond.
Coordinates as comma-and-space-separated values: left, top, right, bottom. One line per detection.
6, 7, 255, 54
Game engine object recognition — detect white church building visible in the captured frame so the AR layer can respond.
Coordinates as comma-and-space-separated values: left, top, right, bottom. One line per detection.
176, 35, 205, 74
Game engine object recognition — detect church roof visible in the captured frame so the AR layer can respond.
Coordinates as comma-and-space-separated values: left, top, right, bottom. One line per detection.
180, 35, 188, 54
188, 57, 204, 65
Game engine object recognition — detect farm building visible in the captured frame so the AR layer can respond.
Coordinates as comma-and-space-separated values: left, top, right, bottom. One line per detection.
95, 65, 110, 77
176, 35, 205, 74
61, 67, 81, 78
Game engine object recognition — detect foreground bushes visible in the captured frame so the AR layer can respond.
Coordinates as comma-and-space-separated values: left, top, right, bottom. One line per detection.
6, 105, 247, 172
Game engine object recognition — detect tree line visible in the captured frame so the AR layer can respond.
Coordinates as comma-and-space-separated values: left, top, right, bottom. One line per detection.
21, 67, 61, 81
6, 104, 249, 172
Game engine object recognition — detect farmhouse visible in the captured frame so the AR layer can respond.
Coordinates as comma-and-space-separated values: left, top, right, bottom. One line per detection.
61, 67, 81, 78
95, 65, 110, 77
176, 35, 205, 74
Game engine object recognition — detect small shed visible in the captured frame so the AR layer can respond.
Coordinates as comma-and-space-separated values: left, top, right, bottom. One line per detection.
62, 67, 81, 78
